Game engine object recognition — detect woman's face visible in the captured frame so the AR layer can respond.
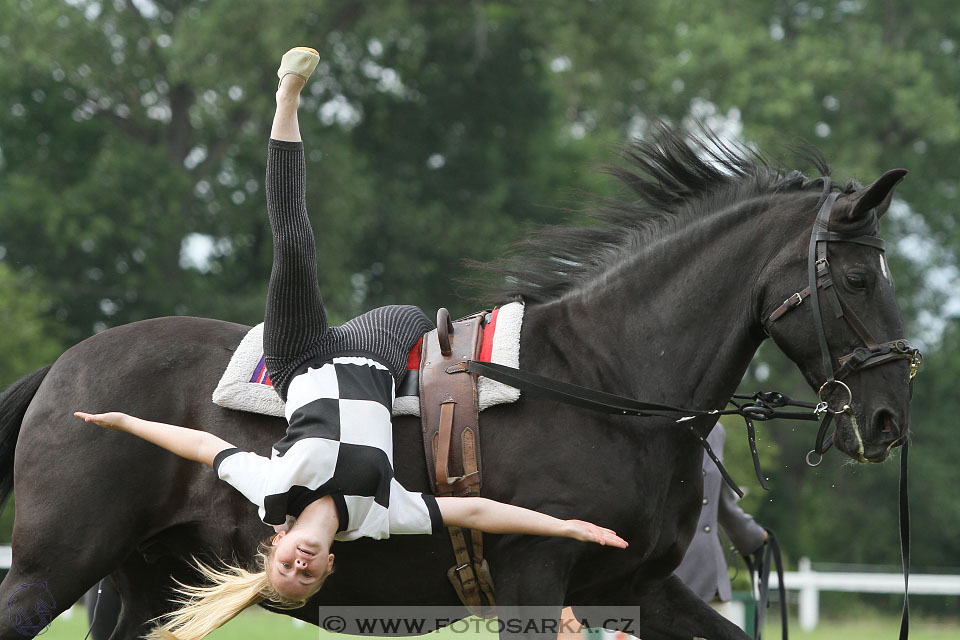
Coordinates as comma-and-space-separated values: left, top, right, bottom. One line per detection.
269, 529, 335, 600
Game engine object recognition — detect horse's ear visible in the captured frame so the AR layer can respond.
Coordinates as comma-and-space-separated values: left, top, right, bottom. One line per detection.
836, 168, 908, 222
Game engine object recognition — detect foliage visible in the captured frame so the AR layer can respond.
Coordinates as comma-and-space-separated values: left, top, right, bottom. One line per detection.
0, 263, 64, 388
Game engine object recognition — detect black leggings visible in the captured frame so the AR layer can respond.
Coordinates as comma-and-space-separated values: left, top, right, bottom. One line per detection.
262, 139, 327, 392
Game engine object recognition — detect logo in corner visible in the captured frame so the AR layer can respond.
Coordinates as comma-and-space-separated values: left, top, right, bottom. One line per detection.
8, 582, 57, 636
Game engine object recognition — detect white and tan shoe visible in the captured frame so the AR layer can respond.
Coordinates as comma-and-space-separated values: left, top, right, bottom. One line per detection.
277, 47, 320, 86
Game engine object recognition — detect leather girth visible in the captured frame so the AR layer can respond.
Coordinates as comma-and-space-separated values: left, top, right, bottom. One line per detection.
419, 308, 495, 617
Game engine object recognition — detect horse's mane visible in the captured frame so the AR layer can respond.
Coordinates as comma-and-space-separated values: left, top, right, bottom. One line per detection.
472, 123, 861, 305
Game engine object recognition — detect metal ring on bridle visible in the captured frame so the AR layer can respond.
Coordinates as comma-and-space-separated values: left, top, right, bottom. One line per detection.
817, 379, 852, 413
806, 449, 824, 466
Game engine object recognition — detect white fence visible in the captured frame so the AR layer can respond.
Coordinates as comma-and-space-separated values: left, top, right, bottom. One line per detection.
770, 557, 960, 630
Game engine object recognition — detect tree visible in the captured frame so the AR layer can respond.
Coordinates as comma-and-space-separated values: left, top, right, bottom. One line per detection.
0, 263, 64, 388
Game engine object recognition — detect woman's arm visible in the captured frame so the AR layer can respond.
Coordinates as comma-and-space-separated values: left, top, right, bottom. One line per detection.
74, 411, 234, 467
435, 497, 627, 548
717, 483, 768, 554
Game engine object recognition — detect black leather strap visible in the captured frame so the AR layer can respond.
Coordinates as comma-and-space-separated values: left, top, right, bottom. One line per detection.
746, 528, 788, 640
462, 360, 751, 496
697, 428, 744, 498
464, 360, 705, 419
744, 416, 768, 491
815, 231, 886, 250
899, 441, 911, 640
807, 192, 840, 382
813, 409, 835, 456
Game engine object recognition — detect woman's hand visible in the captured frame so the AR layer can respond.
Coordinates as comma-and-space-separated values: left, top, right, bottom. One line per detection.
74, 411, 133, 431
436, 497, 628, 548
564, 520, 629, 548
74, 411, 235, 467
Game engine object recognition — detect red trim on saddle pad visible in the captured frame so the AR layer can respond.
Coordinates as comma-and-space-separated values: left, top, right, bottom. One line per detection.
406, 336, 424, 370
404, 309, 498, 370
477, 308, 499, 363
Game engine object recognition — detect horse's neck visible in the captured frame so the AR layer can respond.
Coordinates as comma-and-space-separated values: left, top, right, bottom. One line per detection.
523, 206, 790, 412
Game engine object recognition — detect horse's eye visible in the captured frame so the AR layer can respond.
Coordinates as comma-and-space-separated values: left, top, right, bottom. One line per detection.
846, 274, 867, 289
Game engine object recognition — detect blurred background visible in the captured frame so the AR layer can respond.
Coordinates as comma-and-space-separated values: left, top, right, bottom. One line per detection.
1, 0, 958, 632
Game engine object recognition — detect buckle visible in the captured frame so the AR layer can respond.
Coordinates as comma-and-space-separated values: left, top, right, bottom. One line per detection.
909, 352, 923, 380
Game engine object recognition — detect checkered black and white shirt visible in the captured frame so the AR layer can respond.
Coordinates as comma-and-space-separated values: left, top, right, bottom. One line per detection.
214, 356, 443, 541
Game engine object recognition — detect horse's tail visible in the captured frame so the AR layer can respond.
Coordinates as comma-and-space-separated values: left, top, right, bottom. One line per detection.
0, 365, 52, 508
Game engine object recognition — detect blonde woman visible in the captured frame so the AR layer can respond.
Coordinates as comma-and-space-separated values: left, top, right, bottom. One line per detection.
75, 47, 626, 640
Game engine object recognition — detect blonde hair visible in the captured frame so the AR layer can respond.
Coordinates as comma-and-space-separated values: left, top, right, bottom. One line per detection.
145, 539, 328, 640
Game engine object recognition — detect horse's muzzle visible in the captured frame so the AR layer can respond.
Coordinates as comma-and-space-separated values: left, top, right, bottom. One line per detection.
862, 409, 904, 463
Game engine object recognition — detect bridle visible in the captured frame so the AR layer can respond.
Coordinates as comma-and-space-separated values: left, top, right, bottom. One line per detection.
762, 181, 922, 464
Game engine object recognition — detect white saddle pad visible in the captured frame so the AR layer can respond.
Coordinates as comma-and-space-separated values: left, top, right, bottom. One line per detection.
212, 302, 524, 418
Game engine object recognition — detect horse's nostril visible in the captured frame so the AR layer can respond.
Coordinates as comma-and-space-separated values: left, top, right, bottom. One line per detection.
876, 410, 895, 434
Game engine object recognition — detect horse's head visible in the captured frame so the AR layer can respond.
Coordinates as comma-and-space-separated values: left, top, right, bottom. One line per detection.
762, 169, 920, 463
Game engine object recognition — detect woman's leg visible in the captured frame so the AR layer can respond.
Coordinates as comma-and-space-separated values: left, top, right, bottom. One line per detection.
271, 75, 304, 142
262, 73, 328, 398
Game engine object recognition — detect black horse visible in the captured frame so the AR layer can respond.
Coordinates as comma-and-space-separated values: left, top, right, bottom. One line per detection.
0, 128, 915, 640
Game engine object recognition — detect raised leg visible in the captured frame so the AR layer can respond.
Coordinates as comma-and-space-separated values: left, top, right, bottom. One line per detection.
262, 71, 329, 395
0, 403, 147, 639
0, 481, 169, 640
0, 507, 118, 640
489, 539, 572, 640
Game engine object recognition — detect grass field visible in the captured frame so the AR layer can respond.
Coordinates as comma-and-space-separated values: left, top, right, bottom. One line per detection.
35, 605, 960, 639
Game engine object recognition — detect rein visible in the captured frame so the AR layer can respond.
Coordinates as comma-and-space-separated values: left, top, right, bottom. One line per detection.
463, 358, 806, 499
462, 182, 920, 639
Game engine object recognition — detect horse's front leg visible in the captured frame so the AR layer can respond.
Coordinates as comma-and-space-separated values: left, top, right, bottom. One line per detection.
489, 537, 574, 640
573, 573, 749, 640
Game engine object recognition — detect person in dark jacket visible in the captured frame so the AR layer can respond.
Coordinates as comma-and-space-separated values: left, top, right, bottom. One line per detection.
674, 423, 767, 621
